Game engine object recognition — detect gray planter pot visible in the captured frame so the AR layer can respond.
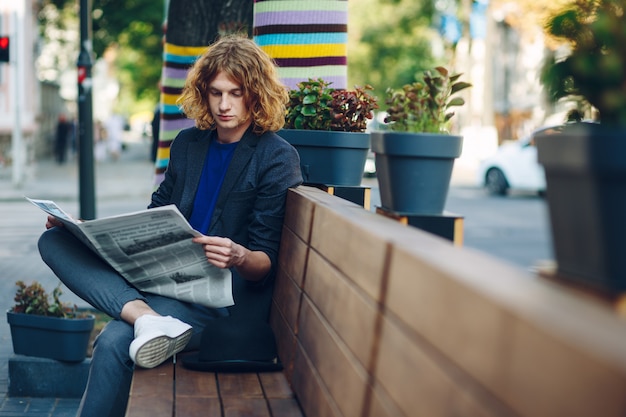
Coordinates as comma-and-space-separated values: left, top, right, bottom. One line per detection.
371, 131, 463, 214
7, 310, 95, 362
278, 129, 370, 186
536, 122, 626, 294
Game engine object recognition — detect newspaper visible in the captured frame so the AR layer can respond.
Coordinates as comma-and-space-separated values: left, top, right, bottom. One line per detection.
27, 197, 234, 309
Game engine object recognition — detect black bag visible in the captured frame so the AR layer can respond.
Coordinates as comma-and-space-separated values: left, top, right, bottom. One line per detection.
181, 316, 282, 373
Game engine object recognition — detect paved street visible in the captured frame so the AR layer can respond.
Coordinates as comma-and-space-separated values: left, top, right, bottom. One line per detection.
0, 138, 155, 416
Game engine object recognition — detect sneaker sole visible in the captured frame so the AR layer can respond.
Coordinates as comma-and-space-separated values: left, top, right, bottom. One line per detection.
134, 328, 193, 368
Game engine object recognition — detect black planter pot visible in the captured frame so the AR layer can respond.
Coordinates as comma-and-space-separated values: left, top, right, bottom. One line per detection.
278, 129, 370, 186
7, 311, 95, 362
536, 123, 626, 294
371, 131, 463, 214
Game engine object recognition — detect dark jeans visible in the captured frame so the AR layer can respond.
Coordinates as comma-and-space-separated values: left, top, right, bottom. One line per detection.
38, 227, 225, 417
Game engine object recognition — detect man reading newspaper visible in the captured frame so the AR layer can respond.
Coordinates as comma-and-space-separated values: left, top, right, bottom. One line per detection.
37, 35, 302, 417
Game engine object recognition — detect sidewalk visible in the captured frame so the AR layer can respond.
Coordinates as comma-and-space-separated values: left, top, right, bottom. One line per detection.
0, 139, 156, 416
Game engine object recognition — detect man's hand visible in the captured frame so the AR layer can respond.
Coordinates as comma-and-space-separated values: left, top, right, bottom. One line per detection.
192, 235, 271, 282
45, 215, 64, 229
192, 235, 246, 269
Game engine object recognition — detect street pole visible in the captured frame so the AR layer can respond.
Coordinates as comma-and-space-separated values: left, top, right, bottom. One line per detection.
77, 0, 96, 220
11, 10, 23, 187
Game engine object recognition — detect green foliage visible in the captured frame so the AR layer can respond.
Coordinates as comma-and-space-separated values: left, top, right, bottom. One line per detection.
541, 0, 626, 125
285, 79, 379, 132
383, 66, 471, 133
38, 0, 164, 109
347, 0, 437, 97
12, 280, 79, 318
93, 0, 164, 107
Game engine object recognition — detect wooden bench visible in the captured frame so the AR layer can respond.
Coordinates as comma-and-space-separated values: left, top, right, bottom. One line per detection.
126, 185, 626, 417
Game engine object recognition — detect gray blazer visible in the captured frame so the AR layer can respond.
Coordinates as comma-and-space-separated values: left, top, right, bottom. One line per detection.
150, 126, 302, 319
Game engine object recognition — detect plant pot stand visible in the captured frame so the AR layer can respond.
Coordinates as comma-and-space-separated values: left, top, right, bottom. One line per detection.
312, 184, 371, 210
376, 206, 464, 246
9, 355, 90, 398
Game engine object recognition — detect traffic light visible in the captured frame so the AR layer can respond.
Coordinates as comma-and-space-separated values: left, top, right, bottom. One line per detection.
0, 36, 9, 63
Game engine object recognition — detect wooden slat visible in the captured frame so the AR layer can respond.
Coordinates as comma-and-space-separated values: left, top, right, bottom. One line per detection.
284, 187, 317, 242
384, 231, 626, 417
217, 373, 264, 398
304, 249, 378, 368
222, 397, 271, 417
176, 397, 221, 417
277, 226, 308, 289
125, 361, 174, 417
175, 365, 218, 397
292, 345, 342, 417
259, 371, 295, 399
275, 229, 306, 329
298, 296, 370, 417
308, 193, 389, 302
269, 299, 297, 382
268, 398, 306, 417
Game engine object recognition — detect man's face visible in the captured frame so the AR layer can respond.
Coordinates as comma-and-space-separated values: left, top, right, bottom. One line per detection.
208, 71, 252, 143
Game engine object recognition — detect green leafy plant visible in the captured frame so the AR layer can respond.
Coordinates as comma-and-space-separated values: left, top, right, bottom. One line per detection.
284, 78, 379, 132
541, 0, 626, 125
383, 66, 471, 133
12, 280, 79, 318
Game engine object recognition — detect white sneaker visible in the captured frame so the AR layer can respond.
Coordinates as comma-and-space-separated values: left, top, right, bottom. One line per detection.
129, 315, 193, 368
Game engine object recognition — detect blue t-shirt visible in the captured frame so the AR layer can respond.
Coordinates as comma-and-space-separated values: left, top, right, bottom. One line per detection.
189, 139, 238, 234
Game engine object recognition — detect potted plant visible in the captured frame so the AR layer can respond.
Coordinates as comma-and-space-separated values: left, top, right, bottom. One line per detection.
280, 78, 379, 186
371, 66, 471, 214
7, 280, 95, 362
536, 0, 626, 294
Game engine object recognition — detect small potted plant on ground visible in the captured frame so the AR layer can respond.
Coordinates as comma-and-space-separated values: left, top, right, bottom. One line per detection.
280, 78, 379, 186
371, 66, 471, 214
7, 280, 95, 362
536, 0, 626, 294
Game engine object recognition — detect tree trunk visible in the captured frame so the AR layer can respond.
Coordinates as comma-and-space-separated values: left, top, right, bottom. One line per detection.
167, 0, 253, 46
154, 0, 253, 183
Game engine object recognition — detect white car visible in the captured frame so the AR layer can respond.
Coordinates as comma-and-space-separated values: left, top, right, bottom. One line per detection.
476, 126, 559, 196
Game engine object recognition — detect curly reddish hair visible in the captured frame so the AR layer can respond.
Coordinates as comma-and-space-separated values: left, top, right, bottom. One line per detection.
178, 35, 288, 134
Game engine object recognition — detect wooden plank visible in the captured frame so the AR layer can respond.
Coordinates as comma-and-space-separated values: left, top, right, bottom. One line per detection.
259, 371, 295, 399
373, 311, 519, 417
298, 296, 370, 417
175, 397, 221, 417
222, 397, 271, 417
304, 249, 378, 367
217, 373, 264, 398
284, 187, 316, 243
277, 226, 308, 289
502, 318, 626, 417
269, 300, 297, 382
275, 229, 306, 329
175, 364, 218, 397
268, 398, 306, 417
384, 231, 626, 417
125, 361, 174, 417
309, 197, 389, 302
292, 345, 342, 417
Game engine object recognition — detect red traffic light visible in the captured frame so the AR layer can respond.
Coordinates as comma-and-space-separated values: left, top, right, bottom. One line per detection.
0, 36, 9, 63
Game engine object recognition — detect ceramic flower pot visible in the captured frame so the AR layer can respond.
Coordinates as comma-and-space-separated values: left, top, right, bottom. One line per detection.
279, 129, 370, 186
536, 122, 626, 294
371, 131, 463, 214
7, 310, 95, 362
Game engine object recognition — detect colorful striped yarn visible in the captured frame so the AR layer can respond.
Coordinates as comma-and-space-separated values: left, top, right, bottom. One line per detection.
253, 0, 348, 90
154, 43, 208, 185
